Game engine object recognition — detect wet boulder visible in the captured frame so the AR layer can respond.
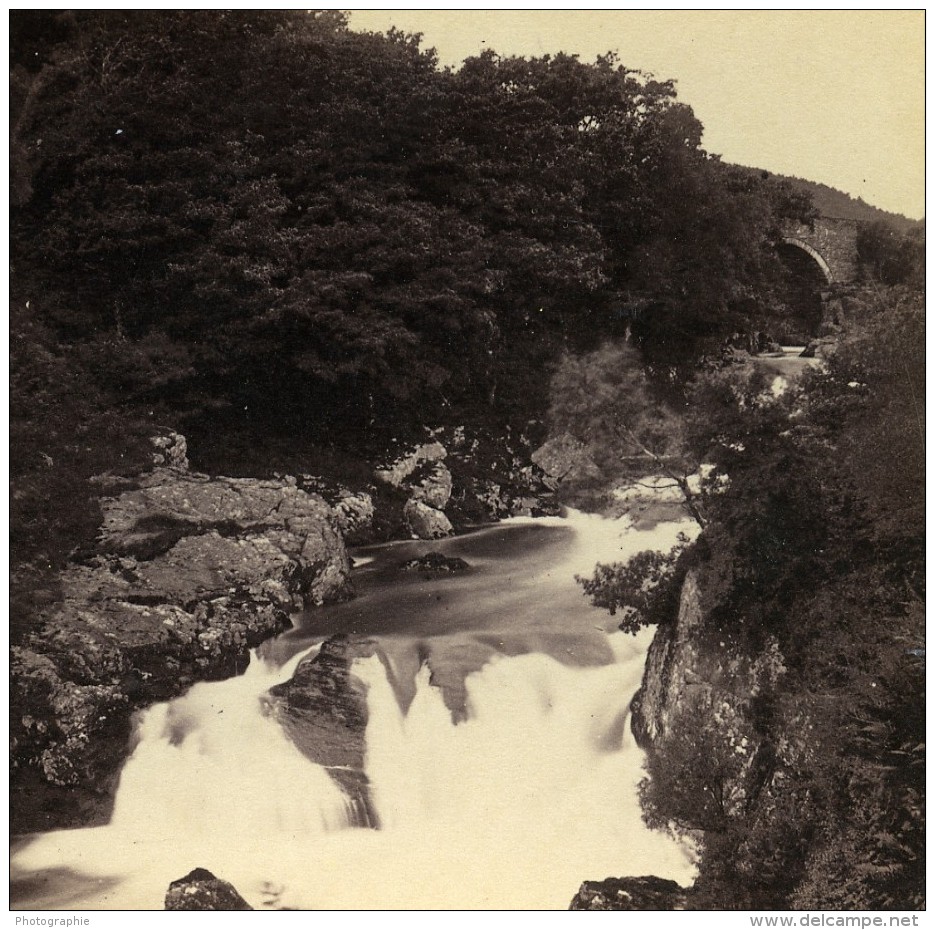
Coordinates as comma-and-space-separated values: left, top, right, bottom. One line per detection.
403, 499, 453, 539
570, 876, 691, 910
165, 868, 252, 910
267, 635, 382, 827
401, 551, 470, 573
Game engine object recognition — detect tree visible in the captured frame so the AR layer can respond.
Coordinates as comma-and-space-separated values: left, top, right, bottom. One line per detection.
856, 220, 925, 287
13, 13, 813, 434
577, 544, 687, 633
547, 341, 709, 526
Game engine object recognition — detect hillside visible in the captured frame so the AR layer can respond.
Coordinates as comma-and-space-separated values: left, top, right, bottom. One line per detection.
732, 165, 923, 232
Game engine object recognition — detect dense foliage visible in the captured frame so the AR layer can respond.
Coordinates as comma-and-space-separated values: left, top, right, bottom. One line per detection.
547, 342, 687, 466
581, 285, 924, 908
12, 11, 812, 434
856, 221, 925, 287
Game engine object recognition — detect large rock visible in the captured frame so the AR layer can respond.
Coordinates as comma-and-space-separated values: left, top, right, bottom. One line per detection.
403, 499, 453, 539
570, 876, 691, 910
150, 431, 189, 470
98, 470, 351, 606
11, 449, 355, 832
631, 568, 790, 821
408, 461, 453, 510
374, 443, 456, 535
333, 490, 375, 539
165, 868, 252, 911
374, 441, 447, 488
531, 433, 601, 485
267, 635, 382, 826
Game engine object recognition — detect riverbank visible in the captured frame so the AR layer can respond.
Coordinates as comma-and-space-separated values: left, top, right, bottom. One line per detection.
10, 434, 354, 834
10, 414, 565, 834
572, 301, 925, 909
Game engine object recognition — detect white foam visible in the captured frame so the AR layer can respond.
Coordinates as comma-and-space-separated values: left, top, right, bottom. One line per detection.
12, 514, 697, 910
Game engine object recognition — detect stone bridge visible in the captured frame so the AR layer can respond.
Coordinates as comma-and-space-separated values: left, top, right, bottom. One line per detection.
781, 216, 860, 285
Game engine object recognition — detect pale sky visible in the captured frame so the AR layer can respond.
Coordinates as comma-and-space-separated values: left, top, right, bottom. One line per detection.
349, 11, 924, 220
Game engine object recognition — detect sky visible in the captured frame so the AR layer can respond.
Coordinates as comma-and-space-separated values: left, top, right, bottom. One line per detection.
349, 11, 925, 220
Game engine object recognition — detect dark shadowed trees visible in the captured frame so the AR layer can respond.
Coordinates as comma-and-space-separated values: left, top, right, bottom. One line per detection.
13, 11, 812, 434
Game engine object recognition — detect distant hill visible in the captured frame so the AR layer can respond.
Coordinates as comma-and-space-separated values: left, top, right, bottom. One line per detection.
733, 165, 923, 234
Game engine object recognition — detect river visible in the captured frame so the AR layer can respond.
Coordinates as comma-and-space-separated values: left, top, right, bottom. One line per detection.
11, 510, 696, 910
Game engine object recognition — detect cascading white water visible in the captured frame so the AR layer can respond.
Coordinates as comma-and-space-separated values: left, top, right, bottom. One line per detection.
12, 511, 697, 910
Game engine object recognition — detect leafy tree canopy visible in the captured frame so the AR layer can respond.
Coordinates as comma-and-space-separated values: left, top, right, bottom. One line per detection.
13, 10, 812, 433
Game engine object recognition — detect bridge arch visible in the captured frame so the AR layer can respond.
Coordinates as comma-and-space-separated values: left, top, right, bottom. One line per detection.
780, 237, 834, 284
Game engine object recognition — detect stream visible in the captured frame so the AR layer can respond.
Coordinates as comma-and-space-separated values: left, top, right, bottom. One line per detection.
11, 510, 696, 910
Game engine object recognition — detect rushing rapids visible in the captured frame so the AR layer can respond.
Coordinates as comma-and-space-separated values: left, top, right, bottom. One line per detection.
12, 511, 696, 910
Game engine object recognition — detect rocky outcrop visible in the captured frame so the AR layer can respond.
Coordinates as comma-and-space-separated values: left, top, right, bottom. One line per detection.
10, 443, 354, 832
333, 490, 375, 539
375, 442, 454, 539
621, 566, 848, 907
403, 499, 453, 539
401, 551, 470, 573
97, 468, 351, 604
631, 570, 785, 758
165, 868, 252, 911
630, 569, 705, 746
629, 565, 793, 842
570, 876, 691, 910
573, 569, 790, 911
267, 634, 382, 827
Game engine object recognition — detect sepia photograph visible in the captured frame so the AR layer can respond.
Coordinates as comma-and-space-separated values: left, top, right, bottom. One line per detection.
9, 9, 925, 914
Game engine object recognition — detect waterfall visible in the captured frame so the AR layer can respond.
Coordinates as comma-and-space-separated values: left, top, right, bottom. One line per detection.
12, 511, 696, 910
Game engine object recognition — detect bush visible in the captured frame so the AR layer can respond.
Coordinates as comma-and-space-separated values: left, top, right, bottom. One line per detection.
577, 540, 688, 633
